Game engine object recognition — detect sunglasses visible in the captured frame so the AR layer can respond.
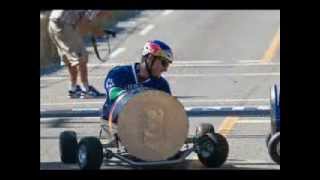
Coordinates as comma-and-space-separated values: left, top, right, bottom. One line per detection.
157, 57, 172, 67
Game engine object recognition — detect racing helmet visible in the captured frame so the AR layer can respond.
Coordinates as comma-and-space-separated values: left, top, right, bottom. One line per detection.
142, 40, 173, 63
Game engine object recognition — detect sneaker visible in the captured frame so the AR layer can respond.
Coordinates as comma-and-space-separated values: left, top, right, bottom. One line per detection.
80, 85, 102, 99
68, 85, 82, 98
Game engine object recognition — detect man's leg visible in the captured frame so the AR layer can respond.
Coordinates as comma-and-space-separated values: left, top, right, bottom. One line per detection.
78, 57, 89, 90
48, 23, 80, 97
66, 59, 81, 98
68, 63, 78, 87
78, 57, 101, 98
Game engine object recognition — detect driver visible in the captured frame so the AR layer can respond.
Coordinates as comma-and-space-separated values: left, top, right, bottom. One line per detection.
101, 40, 174, 122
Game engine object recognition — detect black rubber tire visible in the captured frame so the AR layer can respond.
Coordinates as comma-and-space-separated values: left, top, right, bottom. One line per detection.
270, 84, 279, 133
195, 123, 215, 138
197, 133, 229, 168
268, 132, 280, 165
266, 133, 272, 146
277, 86, 280, 108
78, 137, 103, 170
59, 131, 78, 163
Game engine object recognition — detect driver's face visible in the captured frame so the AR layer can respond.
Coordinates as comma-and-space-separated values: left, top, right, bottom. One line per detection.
151, 57, 171, 78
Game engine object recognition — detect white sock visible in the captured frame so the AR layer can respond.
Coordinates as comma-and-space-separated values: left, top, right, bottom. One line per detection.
69, 84, 77, 92
81, 84, 89, 92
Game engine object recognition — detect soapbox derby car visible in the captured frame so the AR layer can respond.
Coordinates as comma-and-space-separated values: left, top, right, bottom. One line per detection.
59, 88, 229, 169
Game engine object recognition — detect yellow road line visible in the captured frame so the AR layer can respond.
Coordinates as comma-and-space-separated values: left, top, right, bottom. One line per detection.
261, 27, 280, 64
218, 116, 239, 137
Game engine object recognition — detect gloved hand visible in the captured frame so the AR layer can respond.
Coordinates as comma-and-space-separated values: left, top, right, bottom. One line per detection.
109, 87, 126, 102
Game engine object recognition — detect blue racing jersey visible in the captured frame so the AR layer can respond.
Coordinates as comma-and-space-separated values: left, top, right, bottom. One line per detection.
101, 63, 171, 120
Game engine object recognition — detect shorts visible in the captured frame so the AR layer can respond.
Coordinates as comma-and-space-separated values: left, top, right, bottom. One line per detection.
48, 20, 88, 67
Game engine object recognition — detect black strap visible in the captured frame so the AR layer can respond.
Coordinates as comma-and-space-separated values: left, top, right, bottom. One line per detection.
91, 30, 116, 63
145, 56, 156, 79
91, 35, 107, 62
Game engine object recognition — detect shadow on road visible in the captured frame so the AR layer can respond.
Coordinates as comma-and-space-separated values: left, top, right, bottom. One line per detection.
40, 162, 79, 170
40, 159, 278, 170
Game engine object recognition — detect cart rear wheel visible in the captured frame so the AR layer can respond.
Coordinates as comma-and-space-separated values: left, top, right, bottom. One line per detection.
195, 123, 215, 138
59, 131, 78, 163
266, 133, 272, 146
78, 137, 103, 170
268, 132, 280, 165
196, 133, 229, 168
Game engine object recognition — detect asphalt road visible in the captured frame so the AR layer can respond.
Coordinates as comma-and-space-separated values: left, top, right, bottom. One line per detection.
40, 10, 280, 170
40, 116, 278, 170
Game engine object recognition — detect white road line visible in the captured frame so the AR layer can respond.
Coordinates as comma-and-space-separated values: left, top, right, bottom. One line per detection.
161, 10, 174, 16
180, 98, 269, 103
139, 24, 155, 36
232, 106, 245, 110
184, 105, 270, 111
255, 106, 270, 110
42, 101, 104, 106
41, 98, 269, 106
41, 106, 270, 112
185, 106, 222, 111
116, 21, 137, 28
40, 108, 101, 112
167, 64, 279, 67
72, 108, 102, 111
87, 63, 131, 67
86, 62, 279, 68
174, 60, 223, 64
238, 60, 261, 63
109, 48, 125, 59
41, 117, 100, 122
41, 72, 279, 80
89, 60, 275, 64
237, 120, 270, 123
165, 73, 280, 77
41, 119, 269, 124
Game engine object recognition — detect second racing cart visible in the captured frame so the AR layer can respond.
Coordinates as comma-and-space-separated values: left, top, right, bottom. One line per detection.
266, 84, 280, 165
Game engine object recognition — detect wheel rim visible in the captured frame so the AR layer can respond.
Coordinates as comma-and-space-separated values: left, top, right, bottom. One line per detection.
78, 145, 87, 166
276, 141, 280, 156
199, 139, 214, 158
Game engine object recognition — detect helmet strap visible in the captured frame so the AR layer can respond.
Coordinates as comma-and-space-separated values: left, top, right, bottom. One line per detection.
145, 54, 156, 79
